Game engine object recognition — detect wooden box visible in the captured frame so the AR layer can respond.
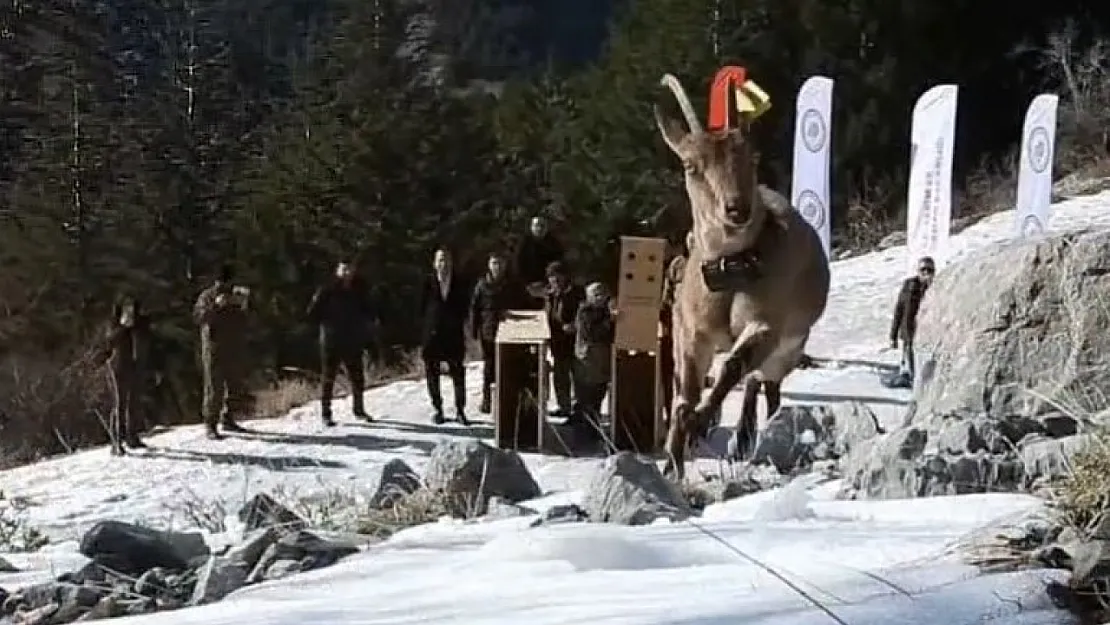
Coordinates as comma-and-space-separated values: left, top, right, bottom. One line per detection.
494, 310, 550, 452
614, 237, 667, 351
609, 236, 668, 453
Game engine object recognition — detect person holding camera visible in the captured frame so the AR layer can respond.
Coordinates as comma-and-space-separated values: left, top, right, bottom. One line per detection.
193, 264, 252, 439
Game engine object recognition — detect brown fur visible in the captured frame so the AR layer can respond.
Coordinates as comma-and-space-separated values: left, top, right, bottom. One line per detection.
654, 73, 830, 479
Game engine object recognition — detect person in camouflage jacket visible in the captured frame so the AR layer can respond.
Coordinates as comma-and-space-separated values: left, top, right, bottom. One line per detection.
192, 264, 251, 439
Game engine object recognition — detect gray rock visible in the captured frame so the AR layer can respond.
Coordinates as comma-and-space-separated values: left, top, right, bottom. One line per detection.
581, 452, 692, 525
0, 557, 17, 573
916, 229, 1110, 421
1020, 434, 1093, 484
750, 406, 824, 473
529, 504, 589, 528
79, 521, 209, 576
423, 439, 541, 517
262, 559, 304, 581
826, 401, 883, 456
238, 493, 307, 533
189, 556, 249, 606
1069, 539, 1110, 585
225, 528, 279, 572
483, 496, 536, 520
245, 530, 359, 584
368, 459, 422, 510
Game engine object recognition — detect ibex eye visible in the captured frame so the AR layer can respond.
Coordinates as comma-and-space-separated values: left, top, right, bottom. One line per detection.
682, 161, 698, 174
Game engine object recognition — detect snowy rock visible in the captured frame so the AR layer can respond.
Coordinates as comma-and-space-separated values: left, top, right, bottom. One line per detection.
79, 520, 209, 576
0, 556, 17, 573
368, 458, 422, 510
238, 493, 307, 533
423, 439, 541, 517
225, 528, 279, 572
581, 452, 691, 525
245, 530, 359, 584
529, 504, 589, 527
916, 228, 1110, 421
189, 556, 249, 606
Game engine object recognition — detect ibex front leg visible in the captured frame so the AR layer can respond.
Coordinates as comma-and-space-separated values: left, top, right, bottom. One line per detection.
663, 331, 713, 480
693, 322, 775, 448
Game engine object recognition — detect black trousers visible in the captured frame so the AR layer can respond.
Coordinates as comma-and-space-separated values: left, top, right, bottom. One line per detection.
321, 346, 365, 416
480, 339, 496, 391
424, 355, 466, 413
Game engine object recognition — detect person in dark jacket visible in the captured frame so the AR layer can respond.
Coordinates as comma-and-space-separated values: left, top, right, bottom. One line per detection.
96, 296, 152, 455
420, 247, 471, 425
515, 215, 565, 310
306, 261, 377, 426
888, 256, 936, 387
469, 252, 513, 414
544, 261, 584, 417
572, 282, 617, 436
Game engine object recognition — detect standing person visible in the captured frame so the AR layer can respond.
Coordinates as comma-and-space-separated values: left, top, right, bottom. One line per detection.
514, 215, 564, 310
306, 261, 377, 426
887, 256, 936, 389
97, 296, 152, 455
193, 264, 251, 439
544, 261, 584, 417
469, 252, 513, 414
419, 247, 471, 425
572, 282, 617, 439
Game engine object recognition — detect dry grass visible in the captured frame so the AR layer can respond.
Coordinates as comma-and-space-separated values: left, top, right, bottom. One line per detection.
356, 487, 461, 539
251, 377, 319, 419
1048, 430, 1110, 535
0, 490, 48, 552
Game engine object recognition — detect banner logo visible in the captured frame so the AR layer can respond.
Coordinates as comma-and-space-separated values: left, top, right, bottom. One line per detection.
1021, 213, 1045, 238
801, 109, 827, 153
1027, 126, 1051, 174
797, 190, 826, 229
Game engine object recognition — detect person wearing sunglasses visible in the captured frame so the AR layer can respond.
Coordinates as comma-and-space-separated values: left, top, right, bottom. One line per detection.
887, 256, 936, 388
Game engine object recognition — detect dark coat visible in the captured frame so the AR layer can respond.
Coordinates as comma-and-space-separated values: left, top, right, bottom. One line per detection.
419, 271, 471, 360
306, 277, 377, 352
469, 274, 514, 343
545, 283, 584, 357
515, 233, 564, 286
575, 303, 615, 386
890, 276, 930, 343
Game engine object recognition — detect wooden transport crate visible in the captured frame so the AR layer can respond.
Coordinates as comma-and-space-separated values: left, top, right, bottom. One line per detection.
494, 310, 550, 452
610, 236, 667, 452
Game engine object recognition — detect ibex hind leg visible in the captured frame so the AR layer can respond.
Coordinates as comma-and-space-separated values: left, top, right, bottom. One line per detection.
663, 335, 714, 480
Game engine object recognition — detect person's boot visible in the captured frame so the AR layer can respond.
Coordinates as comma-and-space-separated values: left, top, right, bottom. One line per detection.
352, 401, 372, 422
456, 407, 470, 427
321, 409, 336, 427
479, 384, 491, 414
110, 442, 126, 456
221, 418, 247, 433
432, 406, 445, 425
205, 423, 224, 440
125, 434, 147, 449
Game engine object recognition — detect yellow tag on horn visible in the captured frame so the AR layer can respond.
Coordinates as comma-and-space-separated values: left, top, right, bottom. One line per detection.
735, 79, 771, 121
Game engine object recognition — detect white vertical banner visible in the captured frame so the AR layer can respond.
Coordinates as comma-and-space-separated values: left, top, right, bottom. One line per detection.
906, 84, 958, 275
791, 76, 834, 261
1014, 94, 1059, 238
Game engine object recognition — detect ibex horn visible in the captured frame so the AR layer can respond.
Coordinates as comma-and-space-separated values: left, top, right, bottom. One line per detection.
660, 73, 703, 134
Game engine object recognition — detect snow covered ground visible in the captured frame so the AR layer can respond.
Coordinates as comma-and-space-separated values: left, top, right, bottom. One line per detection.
5, 192, 1110, 623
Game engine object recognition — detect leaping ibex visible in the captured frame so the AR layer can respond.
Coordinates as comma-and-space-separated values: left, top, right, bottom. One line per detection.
654, 73, 830, 479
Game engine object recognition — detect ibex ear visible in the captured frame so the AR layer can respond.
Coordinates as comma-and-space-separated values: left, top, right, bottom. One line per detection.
653, 105, 688, 156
